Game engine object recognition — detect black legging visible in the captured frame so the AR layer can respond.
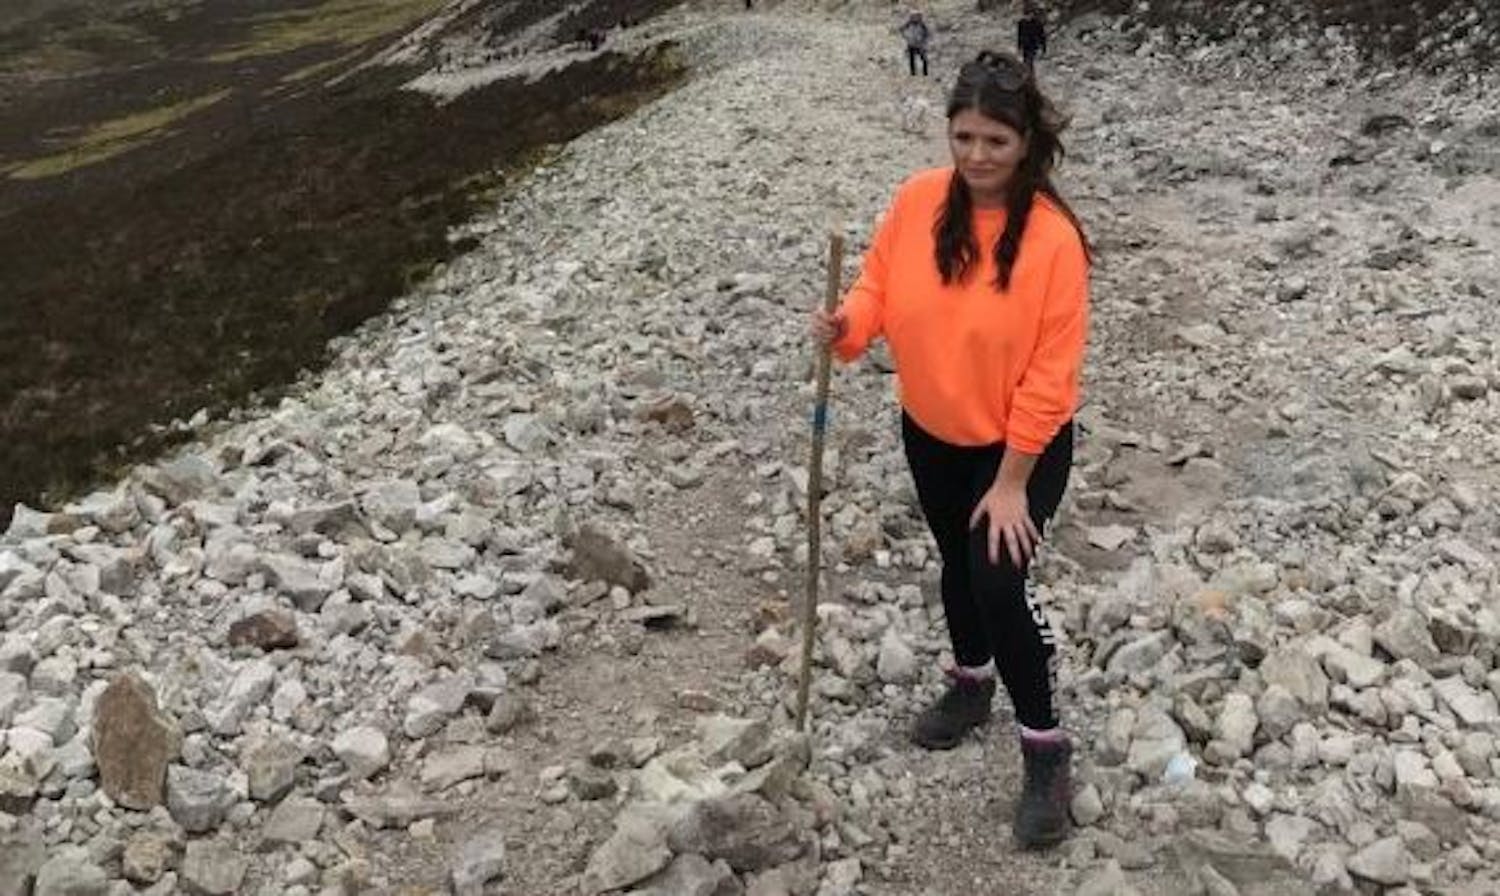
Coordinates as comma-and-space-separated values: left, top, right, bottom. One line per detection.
901, 412, 1073, 730
907, 46, 928, 76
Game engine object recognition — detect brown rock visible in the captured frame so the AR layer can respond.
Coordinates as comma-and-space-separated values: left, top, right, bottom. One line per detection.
565, 524, 650, 593
745, 628, 791, 669
750, 600, 792, 632
227, 610, 299, 651
92, 671, 180, 809
635, 394, 695, 432
122, 833, 173, 885
667, 794, 805, 873
484, 694, 534, 735
396, 628, 442, 662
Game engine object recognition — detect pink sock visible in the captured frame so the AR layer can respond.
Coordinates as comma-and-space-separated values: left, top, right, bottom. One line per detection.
950, 662, 994, 681
1020, 725, 1067, 744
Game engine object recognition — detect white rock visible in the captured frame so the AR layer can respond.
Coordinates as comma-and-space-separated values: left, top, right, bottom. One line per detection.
819, 857, 862, 896
1255, 684, 1302, 740
1264, 813, 1313, 862
1322, 644, 1386, 690
180, 840, 247, 895
1215, 693, 1258, 758
360, 479, 421, 534
166, 764, 233, 833
503, 414, 552, 453
34, 848, 108, 896
208, 660, 276, 735
1242, 781, 1275, 815
1076, 861, 1134, 896
0, 636, 37, 676
1087, 524, 1136, 551
1106, 630, 1174, 676
331, 726, 390, 780
1438, 538, 1492, 571
1393, 750, 1439, 795
4, 505, 53, 538
1126, 704, 1187, 777
421, 746, 487, 791
1373, 608, 1440, 668
1261, 646, 1329, 709
1346, 836, 1410, 886
404, 674, 475, 739
1433, 676, 1500, 728
1071, 782, 1105, 826
451, 824, 507, 896
875, 630, 917, 683
0, 555, 36, 596
260, 553, 334, 610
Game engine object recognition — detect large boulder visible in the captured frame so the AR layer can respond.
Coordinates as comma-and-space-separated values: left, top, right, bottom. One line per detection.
92, 672, 180, 809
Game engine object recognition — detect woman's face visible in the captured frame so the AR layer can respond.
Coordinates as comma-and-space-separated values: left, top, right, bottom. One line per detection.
948, 108, 1027, 202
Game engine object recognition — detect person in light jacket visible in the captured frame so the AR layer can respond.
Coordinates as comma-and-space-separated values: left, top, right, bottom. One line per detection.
900, 12, 932, 76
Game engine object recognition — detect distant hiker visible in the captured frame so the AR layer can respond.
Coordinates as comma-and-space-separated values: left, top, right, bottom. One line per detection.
586, 27, 607, 51
900, 11, 931, 76
1018, 4, 1047, 72
811, 50, 1090, 850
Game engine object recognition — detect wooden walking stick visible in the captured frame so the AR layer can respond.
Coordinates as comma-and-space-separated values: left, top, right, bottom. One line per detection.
795, 230, 844, 731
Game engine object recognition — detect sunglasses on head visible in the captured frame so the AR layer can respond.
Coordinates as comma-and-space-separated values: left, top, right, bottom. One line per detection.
961, 51, 1030, 90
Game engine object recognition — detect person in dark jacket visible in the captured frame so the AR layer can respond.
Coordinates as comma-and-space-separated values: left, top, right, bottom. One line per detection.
900, 12, 932, 77
1017, 5, 1047, 72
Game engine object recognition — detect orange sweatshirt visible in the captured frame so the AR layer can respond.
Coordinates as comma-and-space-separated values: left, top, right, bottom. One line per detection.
834, 167, 1089, 454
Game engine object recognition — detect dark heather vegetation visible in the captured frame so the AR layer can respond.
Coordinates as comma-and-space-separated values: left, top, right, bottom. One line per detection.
0, 0, 681, 524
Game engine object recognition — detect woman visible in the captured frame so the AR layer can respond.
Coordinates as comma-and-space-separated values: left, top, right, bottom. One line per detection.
811, 50, 1089, 848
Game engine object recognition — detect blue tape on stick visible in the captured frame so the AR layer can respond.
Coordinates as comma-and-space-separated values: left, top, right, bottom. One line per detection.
811, 404, 830, 432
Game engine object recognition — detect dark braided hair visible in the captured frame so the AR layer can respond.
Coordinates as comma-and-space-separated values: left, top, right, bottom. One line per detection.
935, 50, 1091, 291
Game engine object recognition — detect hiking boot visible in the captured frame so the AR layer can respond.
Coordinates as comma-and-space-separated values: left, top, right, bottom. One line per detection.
1014, 733, 1073, 849
910, 671, 994, 750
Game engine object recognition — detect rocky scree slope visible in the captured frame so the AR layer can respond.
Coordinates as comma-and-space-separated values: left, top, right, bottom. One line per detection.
1048, 0, 1497, 74
1, 1, 1500, 895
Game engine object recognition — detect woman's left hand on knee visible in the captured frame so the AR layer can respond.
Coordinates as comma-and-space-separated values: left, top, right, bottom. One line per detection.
969, 484, 1041, 568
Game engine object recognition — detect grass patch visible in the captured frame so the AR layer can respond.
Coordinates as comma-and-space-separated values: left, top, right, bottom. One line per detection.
281, 49, 361, 83
7, 88, 229, 179
211, 0, 447, 62
0, 14, 161, 77
66, 17, 156, 54
0, 40, 98, 75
